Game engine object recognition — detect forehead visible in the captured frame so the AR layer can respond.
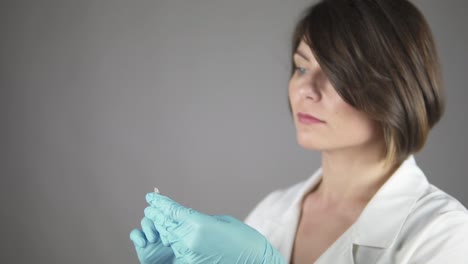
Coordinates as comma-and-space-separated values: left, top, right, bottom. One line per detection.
297, 40, 313, 55
294, 40, 319, 66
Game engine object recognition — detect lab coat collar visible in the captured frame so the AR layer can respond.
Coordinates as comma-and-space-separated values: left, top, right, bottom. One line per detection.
284, 155, 429, 249
353, 155, 429, 248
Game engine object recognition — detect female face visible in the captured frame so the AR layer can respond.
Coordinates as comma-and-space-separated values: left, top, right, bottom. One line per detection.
288, 40, 383, 152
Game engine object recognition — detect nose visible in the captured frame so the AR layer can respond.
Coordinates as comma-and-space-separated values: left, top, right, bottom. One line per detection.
298, 80, 321, 101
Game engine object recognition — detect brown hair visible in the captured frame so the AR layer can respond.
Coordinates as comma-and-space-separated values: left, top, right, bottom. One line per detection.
288, 0, 445, 168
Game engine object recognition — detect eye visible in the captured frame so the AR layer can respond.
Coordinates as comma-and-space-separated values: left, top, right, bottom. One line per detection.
294, 66, 308, 75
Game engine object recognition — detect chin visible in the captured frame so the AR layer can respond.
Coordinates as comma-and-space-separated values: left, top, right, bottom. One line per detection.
296, 136, 327, 151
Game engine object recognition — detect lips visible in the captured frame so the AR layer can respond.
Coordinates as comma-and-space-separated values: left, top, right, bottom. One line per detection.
297, 112, 324, 123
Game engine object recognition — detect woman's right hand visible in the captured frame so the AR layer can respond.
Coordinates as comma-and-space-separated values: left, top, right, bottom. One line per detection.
129, 216, 176, 264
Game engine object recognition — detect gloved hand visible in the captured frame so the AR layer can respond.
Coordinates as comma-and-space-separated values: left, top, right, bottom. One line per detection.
129, 216, 176, 264
144, 192, 286, 264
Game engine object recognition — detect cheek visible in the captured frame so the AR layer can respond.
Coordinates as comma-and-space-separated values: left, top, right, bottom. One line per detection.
329, 102, 378, 143
288, 79, 297, 102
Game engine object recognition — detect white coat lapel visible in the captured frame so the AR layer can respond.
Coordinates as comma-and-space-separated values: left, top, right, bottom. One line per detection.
314, 225, 356, 264
314, 155, 427, 264
352, 155, 429, 248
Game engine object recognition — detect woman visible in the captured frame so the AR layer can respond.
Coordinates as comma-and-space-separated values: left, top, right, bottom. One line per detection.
130, 0, 468, 263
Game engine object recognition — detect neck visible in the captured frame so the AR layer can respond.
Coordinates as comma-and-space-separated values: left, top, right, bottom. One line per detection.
315, 145, 400, 208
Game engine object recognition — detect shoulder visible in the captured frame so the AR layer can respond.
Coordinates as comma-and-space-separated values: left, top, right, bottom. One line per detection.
400, 185, 468, 263
410, 183, 468, 225
405, 184, 468, 226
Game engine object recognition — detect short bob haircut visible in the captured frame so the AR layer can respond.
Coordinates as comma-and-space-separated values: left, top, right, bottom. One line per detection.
288, 0, 445, 168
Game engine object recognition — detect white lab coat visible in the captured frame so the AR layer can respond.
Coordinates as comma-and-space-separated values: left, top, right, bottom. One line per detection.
244, 155, 468, 263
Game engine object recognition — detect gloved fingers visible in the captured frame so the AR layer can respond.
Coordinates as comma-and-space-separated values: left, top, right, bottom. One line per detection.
170, 239, 193, 262
145, 192, 197, 223
166, 228, 198, 254
145, 206, 179, 227
140, 216, 159, 243
144, 206, 181, 247
129, 228, 147, 248
161, 213, 211, 261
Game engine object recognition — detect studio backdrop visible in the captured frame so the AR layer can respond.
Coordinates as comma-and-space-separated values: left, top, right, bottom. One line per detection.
1, 0, 467, 263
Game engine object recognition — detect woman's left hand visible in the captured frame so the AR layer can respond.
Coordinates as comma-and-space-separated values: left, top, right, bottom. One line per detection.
129, 216, 176, 264
144, 192, 286, 264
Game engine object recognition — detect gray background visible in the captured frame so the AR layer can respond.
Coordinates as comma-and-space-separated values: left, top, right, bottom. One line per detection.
1, 0, 467, 263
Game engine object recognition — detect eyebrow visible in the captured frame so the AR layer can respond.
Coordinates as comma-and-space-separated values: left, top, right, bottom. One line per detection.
294, 50, 310, 62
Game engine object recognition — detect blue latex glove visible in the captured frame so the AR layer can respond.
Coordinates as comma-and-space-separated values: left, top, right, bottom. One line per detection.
129, 216, 177, 264
144, 192, 287, 264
